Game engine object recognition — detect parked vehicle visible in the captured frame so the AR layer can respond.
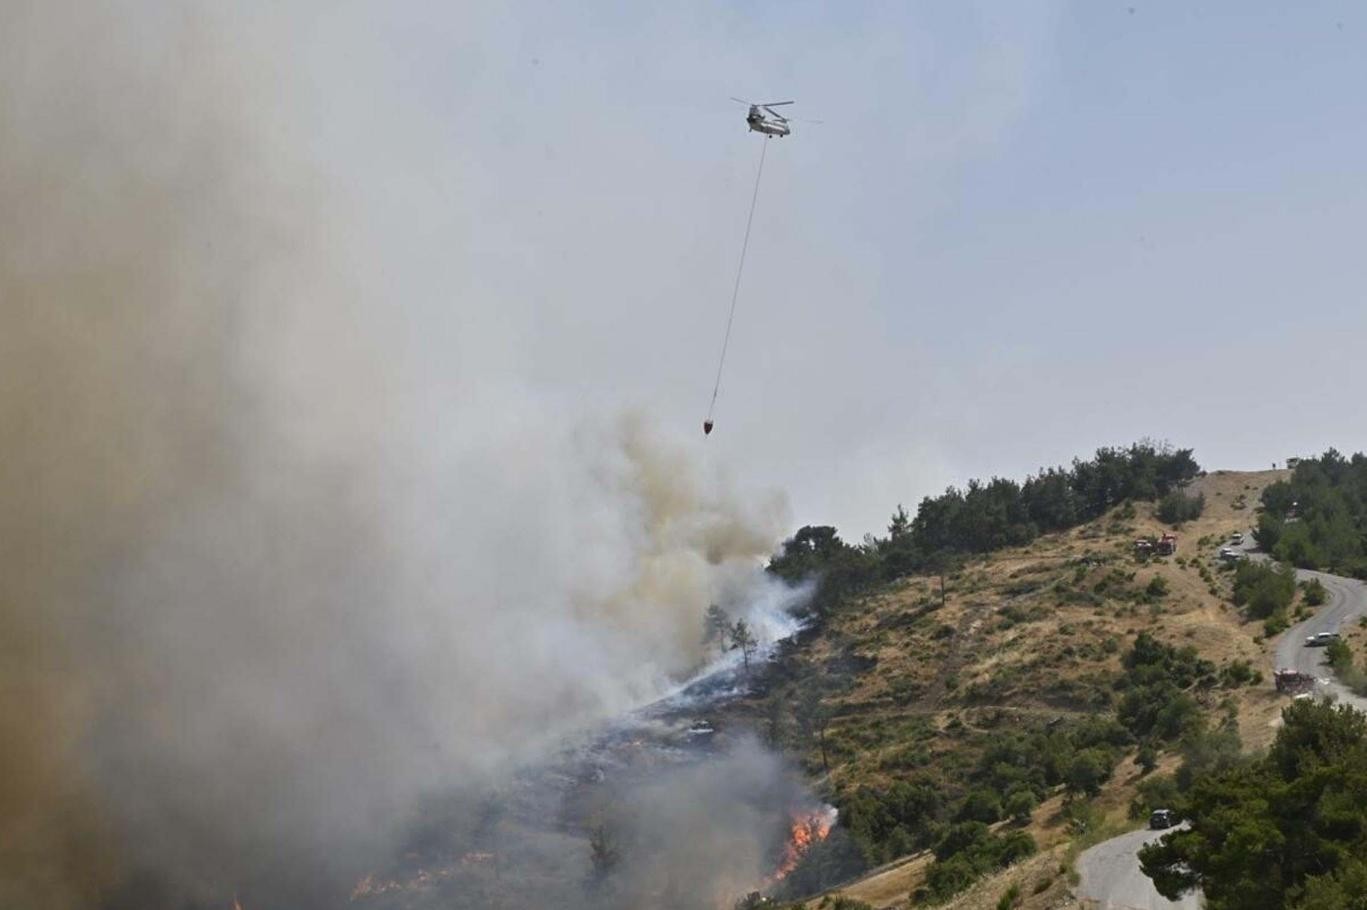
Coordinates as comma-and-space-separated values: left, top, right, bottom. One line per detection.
1305, 631, 1341, 647
1274, 668, 1317, 694
1230, 532, 1244, 545
1150, 809, 1178, 830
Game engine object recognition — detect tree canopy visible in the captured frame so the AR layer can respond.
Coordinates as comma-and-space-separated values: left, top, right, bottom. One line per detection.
1256, 450, 1367, 577
1139, 699, 1367, 910
767, 442, 1201, 610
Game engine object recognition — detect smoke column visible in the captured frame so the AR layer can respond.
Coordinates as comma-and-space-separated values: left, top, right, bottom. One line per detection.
0, 4, 792, 907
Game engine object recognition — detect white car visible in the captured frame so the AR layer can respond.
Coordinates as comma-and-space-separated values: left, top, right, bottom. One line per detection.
1305, 631, 1341, 647
1231, 532, 1244, 545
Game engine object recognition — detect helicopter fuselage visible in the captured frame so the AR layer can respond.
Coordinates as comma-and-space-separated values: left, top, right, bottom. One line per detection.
746, 116, 789, 137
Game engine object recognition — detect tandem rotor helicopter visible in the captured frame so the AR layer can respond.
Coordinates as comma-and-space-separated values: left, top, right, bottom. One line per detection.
703, 97, 819, 437
730, 97, 819, 138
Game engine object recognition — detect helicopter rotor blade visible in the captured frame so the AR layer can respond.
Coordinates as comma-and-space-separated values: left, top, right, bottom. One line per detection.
730, 97, 754, 105
757, 101, 794, 107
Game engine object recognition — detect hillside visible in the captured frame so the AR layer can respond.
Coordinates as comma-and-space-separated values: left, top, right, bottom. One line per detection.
726, 468, 1304, 909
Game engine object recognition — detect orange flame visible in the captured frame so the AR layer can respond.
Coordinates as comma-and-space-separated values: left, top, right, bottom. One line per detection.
350, 853, 496, 902
770, 806, 836, 882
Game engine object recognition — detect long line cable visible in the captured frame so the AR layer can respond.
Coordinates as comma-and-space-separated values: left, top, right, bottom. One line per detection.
705, 137, 769, 432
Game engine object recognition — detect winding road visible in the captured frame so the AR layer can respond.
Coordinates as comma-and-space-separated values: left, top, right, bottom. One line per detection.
1077, 826, 1199, 910
1268, 562, 1367, 712
1076, 533, 1367, 908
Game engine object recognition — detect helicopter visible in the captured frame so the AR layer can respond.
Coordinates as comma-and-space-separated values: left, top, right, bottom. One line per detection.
731, 98, 795, 137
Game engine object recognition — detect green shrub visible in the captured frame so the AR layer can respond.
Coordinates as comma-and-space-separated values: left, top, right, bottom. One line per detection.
1004, 789, 1038, 825
1301, 577, 1328, 606
840, 778, 943, 865
1157, 491, 1205, 525
922, 829, 1036, 903
1116, 633, 1214, 742
1221, 659, 1259, 688
957, 788, 1003, 824
922, 854, 979, 902
1233, 561, 1297, 618
1128, 773, 1182, 820
1326, 638, 1353, 675
1065, 748, 1113, 797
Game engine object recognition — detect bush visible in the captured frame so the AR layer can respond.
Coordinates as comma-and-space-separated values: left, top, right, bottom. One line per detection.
1233, 561, 1297, 619
1146, 575, 1170, 600
1174, 719, 1244, 792
923, 829, 1037, 903
1062, 799, 1102, 835
995, 884, 1022, 909
1301, 577, 1328, 606
840, 778, 943, 864
957, 788, 1003, 824
1004, 789, 1038, 825
1065, 748, 1113, 797
1326, 638, 1354, 675
1116, 633, 1214, 742
923, 854, 979, 902
1157, 491, 1205, 525
934, 821, 990, 861
1129, 773, 1182, 820
1221, 659, 1259, 688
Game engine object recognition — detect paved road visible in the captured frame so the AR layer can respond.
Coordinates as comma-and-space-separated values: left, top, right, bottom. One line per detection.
1077, 534, 1367, 909
1261, 555, 1367, 711
1076, 826, 1200, 910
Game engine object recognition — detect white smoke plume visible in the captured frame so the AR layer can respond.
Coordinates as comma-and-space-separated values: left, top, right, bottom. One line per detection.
0, 4, 794, 907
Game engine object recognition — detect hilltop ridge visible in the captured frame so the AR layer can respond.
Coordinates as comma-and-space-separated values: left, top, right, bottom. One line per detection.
727, 467, 1298, 909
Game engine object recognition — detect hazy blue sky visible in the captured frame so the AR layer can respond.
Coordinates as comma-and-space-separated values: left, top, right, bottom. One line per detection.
282, 2, 1367, 537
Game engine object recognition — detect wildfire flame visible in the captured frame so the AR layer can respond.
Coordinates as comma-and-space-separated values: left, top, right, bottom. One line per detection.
350, 853, 495, 902
770, 805, 837, 882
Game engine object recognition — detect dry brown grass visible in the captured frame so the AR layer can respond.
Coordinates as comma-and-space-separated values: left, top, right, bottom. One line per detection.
782, 470, 1295, 907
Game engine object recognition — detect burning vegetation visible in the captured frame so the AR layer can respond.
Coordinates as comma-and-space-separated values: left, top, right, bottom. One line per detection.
770, 806, 838, 883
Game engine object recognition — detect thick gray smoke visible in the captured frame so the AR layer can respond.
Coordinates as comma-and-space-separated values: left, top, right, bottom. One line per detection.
0, 5, 794, 907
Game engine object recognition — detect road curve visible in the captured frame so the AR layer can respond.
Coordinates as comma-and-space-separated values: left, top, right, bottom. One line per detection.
1076, 826, 1199, 910
1079, 537, 1367, 908
1076, 531, 1367, 908
1267, 561, 1367, 712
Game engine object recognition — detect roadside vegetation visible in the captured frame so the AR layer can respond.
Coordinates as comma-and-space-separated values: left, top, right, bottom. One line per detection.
1139, 699, 1367, 909
1255, 449, 1367, 577
1230, 559, 1298, 635
1323, 636, 1367, 697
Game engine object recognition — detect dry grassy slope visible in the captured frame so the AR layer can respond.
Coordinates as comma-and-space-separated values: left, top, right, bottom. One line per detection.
795, 470, 1294, 909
